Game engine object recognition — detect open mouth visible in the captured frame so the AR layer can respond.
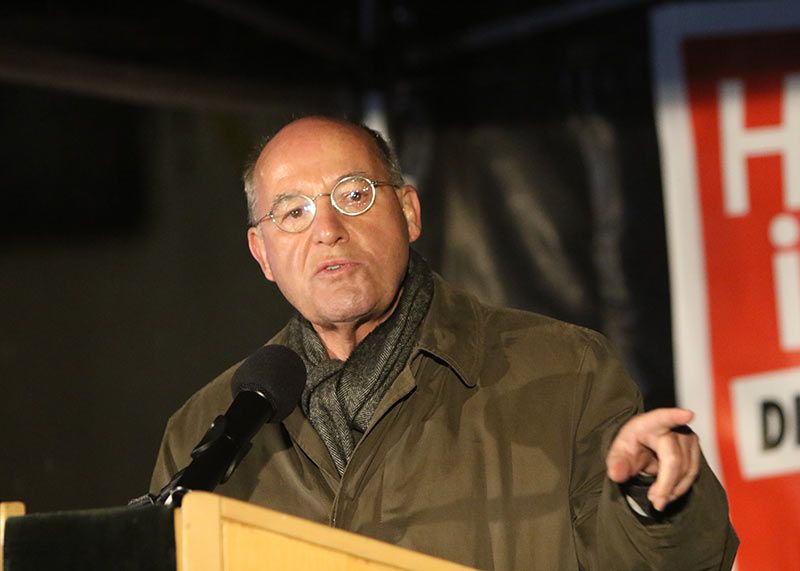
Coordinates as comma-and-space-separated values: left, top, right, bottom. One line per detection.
317, 261, 353, 274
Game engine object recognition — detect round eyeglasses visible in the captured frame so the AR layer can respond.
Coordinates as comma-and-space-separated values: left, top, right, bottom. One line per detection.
253, 175, 398, 233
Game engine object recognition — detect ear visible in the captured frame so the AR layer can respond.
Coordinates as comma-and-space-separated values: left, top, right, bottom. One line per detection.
397, 185, 422, 243
247, 226, 275, 281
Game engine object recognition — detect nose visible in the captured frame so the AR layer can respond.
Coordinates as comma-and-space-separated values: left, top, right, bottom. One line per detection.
311, 196, 349, 246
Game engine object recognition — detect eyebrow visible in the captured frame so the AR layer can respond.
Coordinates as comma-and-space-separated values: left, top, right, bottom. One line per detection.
270, 171, 370, 204
270, 192, 293, 204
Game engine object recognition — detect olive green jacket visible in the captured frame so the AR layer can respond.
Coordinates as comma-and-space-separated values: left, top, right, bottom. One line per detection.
150, 275, 737, 570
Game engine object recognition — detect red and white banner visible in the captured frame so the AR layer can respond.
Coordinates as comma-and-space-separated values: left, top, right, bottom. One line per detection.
653, 2, 800, 568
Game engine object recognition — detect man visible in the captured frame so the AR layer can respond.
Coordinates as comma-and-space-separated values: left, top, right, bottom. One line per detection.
151, 116, 738, 569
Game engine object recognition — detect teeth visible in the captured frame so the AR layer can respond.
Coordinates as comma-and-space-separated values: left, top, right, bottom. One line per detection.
326, 264, 341, 271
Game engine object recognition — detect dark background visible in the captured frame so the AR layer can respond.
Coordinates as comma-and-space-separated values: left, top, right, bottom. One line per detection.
0, 0, 757, 513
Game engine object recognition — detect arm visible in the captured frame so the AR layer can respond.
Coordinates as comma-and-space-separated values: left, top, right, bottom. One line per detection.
149, 419, 180, 495
569, 332, 738, 569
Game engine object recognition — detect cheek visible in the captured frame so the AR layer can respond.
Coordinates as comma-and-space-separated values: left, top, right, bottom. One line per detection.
366, 224, 411, 282
362, 217, 409, 266
265, 240, 305, 289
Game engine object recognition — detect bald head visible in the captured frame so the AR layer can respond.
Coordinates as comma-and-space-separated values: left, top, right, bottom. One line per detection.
243, 117, 404, 225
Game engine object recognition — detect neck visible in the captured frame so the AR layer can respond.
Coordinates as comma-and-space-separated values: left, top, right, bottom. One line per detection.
312, 323, 366, 361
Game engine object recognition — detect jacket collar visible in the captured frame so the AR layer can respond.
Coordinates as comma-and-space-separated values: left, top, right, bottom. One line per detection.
413, 273, 481, 388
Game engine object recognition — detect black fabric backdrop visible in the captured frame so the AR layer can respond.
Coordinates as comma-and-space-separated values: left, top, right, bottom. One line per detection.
393, 9, 674, 409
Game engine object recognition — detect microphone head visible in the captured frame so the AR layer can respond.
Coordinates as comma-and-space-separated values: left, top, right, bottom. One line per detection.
231, 345, 306, 422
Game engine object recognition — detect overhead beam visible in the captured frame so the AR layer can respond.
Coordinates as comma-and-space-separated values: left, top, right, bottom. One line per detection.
0, 43, 341, 113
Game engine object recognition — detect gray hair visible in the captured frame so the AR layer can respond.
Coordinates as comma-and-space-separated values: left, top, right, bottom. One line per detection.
243, 120, 404, 226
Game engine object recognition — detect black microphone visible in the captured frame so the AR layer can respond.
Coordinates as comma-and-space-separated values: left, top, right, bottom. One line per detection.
154, 345, 305, 506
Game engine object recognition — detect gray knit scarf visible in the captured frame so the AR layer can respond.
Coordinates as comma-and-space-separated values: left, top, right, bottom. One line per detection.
285, 249, 433, 476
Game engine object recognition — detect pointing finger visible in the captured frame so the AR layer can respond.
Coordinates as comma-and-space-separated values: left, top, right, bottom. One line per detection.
606, 450, 635, 483
647, 433, 683, 510
671, 432, 701, 501
628, 408, 694, 444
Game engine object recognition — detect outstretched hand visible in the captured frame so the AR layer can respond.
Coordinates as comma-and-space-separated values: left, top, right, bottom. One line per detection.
606, 408, 701, 511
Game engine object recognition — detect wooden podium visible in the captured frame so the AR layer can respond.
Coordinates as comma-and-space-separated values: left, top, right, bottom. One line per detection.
1, 492, 473, 570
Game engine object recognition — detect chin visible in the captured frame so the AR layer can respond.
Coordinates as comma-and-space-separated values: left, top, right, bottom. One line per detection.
319, 304, 373, 325
313, 294, 383, 327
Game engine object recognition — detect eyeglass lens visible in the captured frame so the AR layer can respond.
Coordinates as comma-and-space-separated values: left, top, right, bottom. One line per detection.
270, 176, 375, 232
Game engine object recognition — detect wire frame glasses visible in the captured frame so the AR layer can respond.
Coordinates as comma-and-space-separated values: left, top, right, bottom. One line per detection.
254, 175, 397, 233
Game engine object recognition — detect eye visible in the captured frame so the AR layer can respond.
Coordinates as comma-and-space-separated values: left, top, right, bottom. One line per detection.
273, 195, 312, 224
280, 204, 311, 223
334, 178, 374, 212
343, 189, 365, 203
286, 207, 306, 219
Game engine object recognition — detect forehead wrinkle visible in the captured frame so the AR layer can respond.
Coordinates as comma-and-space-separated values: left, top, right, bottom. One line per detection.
263, 126, 382, 176
270, 191, 294, 203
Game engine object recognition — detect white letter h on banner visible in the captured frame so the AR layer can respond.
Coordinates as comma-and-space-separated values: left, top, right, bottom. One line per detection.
719, 74, 800, 217
720, 75, 800, 352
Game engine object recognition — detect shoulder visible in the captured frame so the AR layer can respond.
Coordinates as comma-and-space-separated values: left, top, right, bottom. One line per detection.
167, 327, 293, 427
160, 361, 240, 456
425, 274, 617, 382
161, 331, 293, 457
434, 275, 643, 426
419, 276, 641, 450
